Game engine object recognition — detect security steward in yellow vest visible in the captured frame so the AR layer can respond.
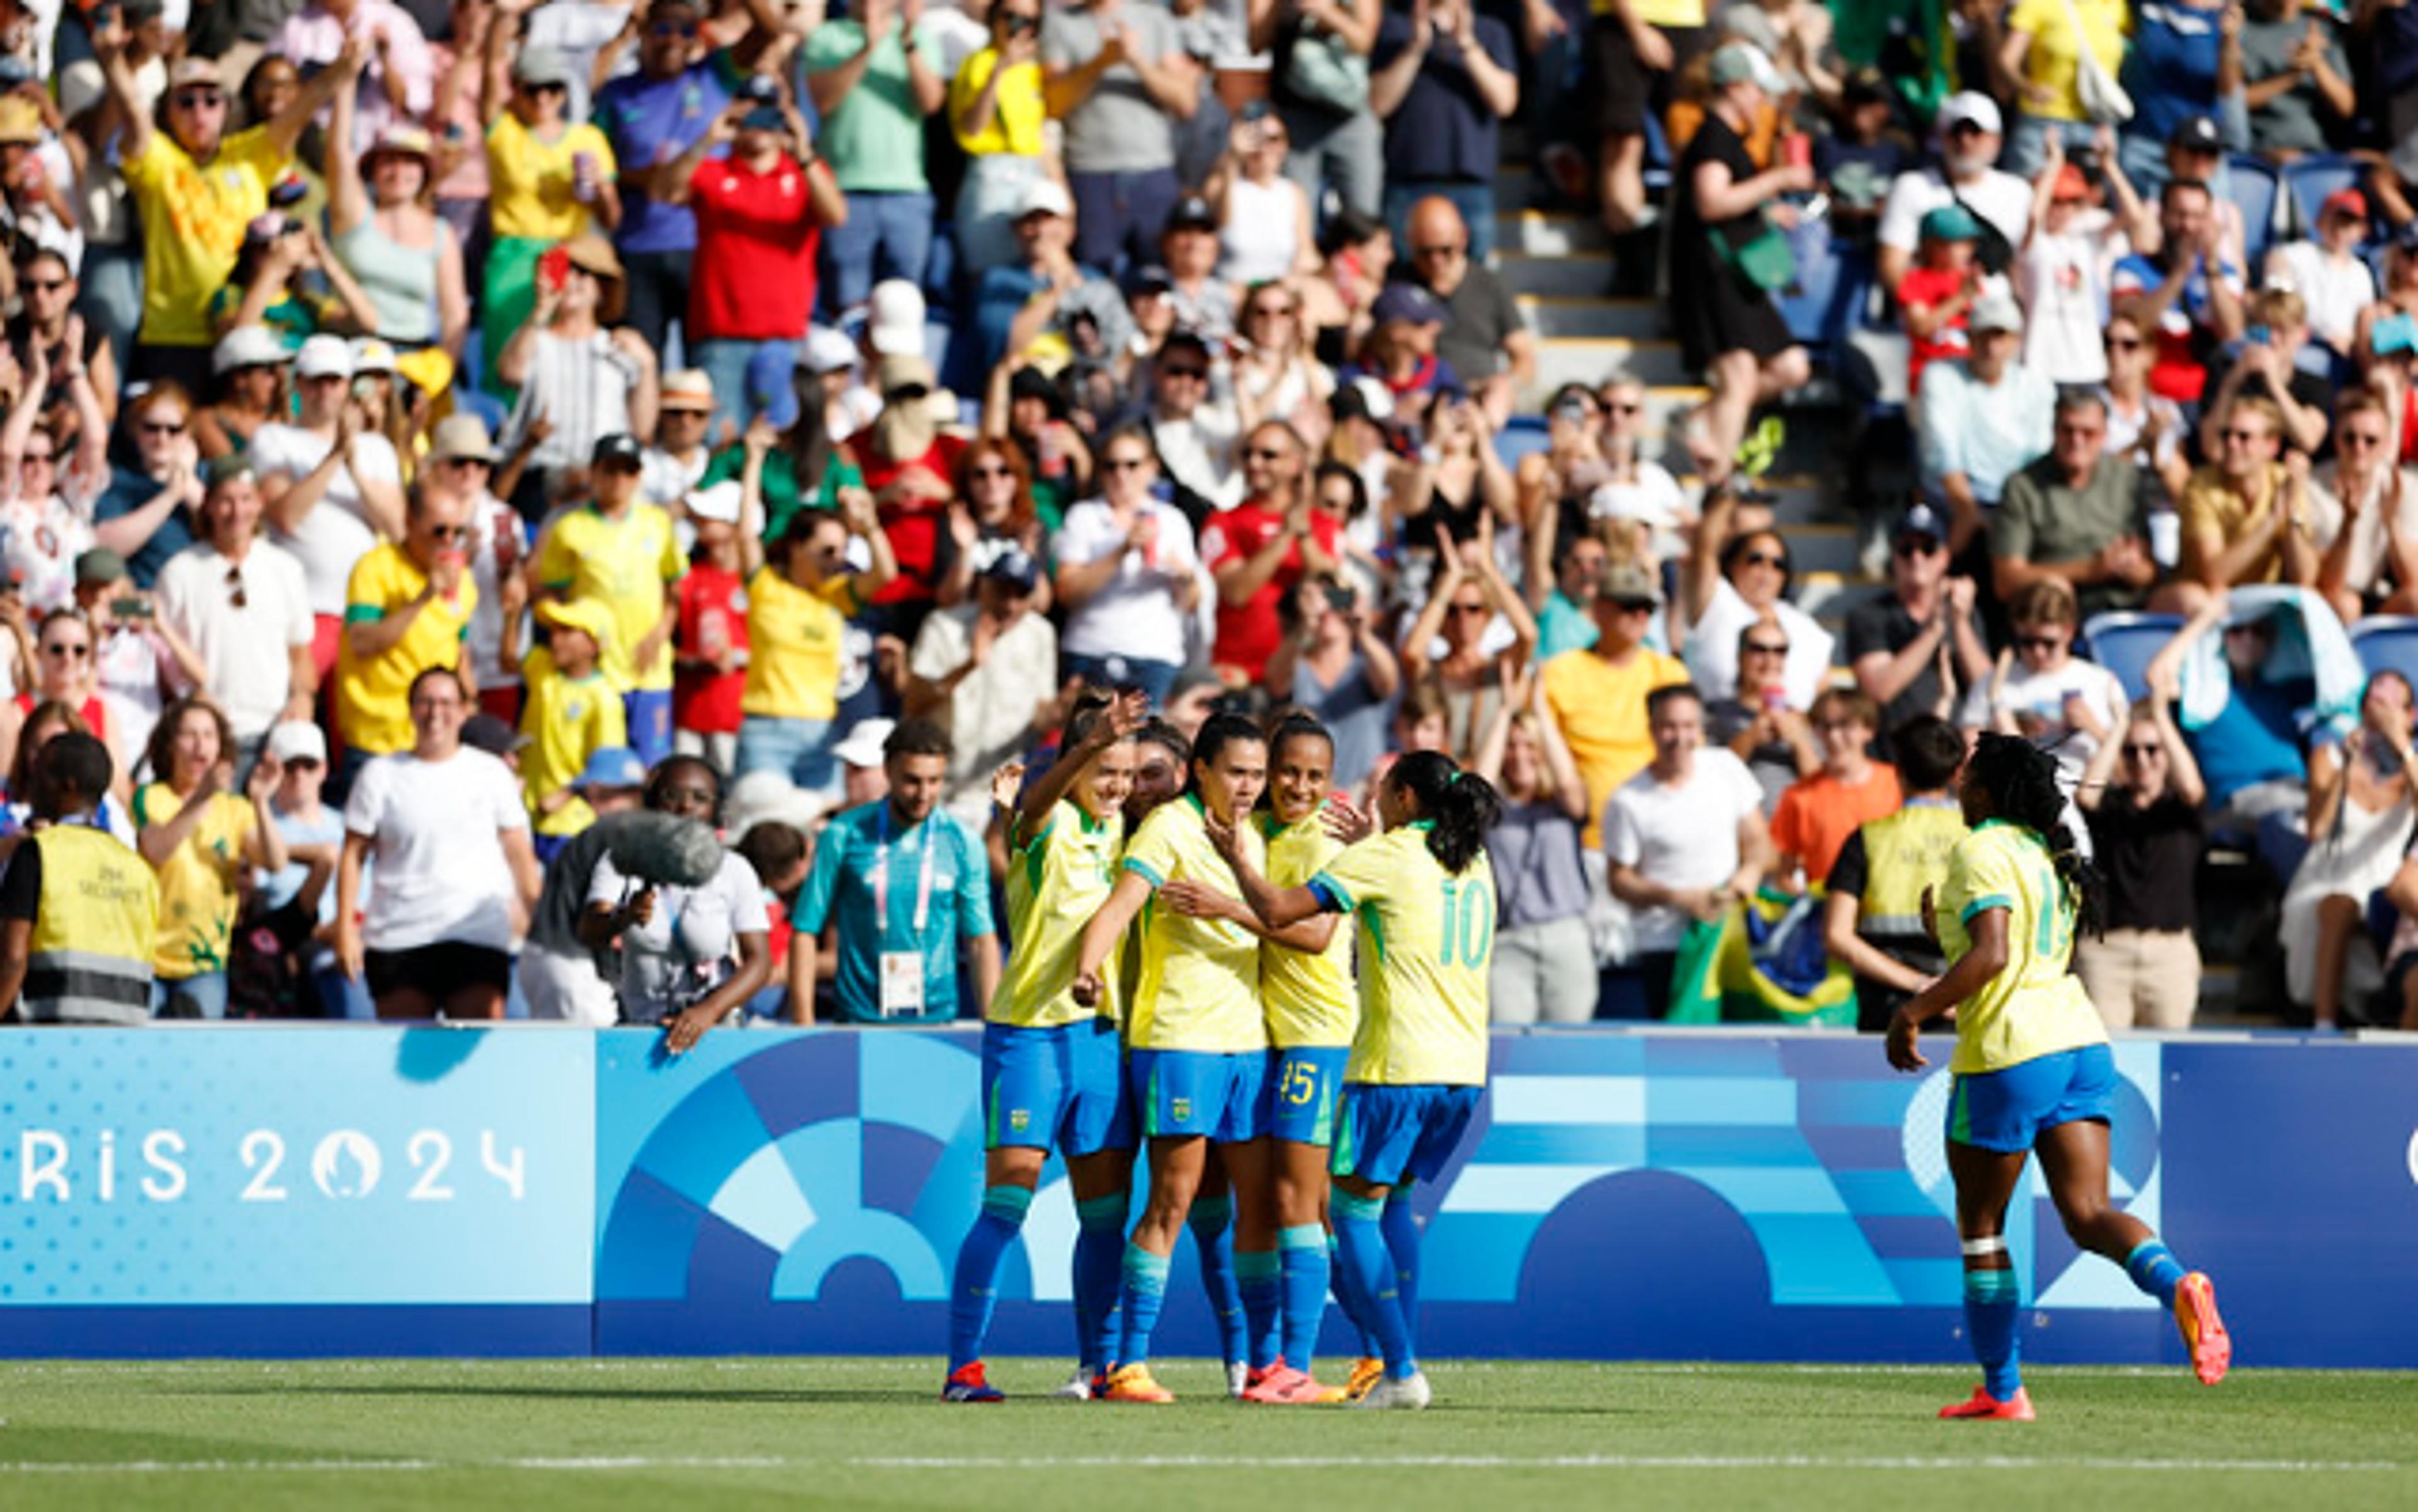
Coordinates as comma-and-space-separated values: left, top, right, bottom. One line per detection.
0, 732, 159, 1025
1821, 715, 1971, 1033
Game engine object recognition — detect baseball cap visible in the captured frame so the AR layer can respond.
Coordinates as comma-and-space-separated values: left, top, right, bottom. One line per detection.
266, 720, 327, 766
460, 713, 529, 756
979, 544, 1040, 594
1918, 203, 1981, 242
365, 124, 433, 165
590, 433, 643, 470
166, 57, 222, 91
878, 352, 938, 395
536, 596, 619, 647
865, 280, 926, 357
1122, 263, 1174, 299
2324, 188, 2368, 222
1969, 290, 2024, 334
212, 324, 288, 375
832, 717, 897, 770
1331, 374, 1395, 424
513, 47, 573, 88
659, 368, 714, 412
1587, 482, 1677, 530
1595, 562, 1661, 608
737, 72, 781, 105
801, 325, 859, 374
1165, 195, 1218, 232
1370, 282, 1445, 327
1938, 91, 2002, 137
1893, 503, 1950, 544
429, 414, 496, 464
2052, 164, 2091, 203
202, 455, 257, 491
563, 233, 623, 281
295, 333, 354, 381
349, 337, 399, 375
574, 747, 647, 792
1706, 41, 1783, 93
739, 104, 786, 134
686, 480, 744, 525
1018, 178, 1074, 220
2169, 114, 2223, 154
73, 548, 127, 587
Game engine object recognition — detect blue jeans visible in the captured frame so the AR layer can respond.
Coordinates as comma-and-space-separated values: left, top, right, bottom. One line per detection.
1062, 651, 1180, 705
313, 962, 376, 1021
736, 714, 837, 795
1384, 181, 1497, 264
2005, 115, 2099, 179
819, 190, 936, 321
1068, 167, 1183, 278
1281, 106, 1385, 221
77, 242, 143, 386
152, 971, 230, 1020
693, 337, 800, 436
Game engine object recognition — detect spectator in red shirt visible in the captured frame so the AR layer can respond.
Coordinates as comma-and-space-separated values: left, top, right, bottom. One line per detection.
661, 98, 848, 437
1897, 205, 1982, 397
673, 479, 757, 777
1204, 420, 1339, 683
846, 352, 966, 615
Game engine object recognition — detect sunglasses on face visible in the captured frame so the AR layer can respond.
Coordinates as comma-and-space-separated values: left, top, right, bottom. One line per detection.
1744, 640, 1788, 655
1740, 550, 1788, 570
528, 81, 569, 96
1103, 456, 1151, 472
1249, 304, 1297, 319
1893, 538, 1943, 558
1448, 601, 1488, 617
2015, 634, 2065, 651
173, 89, 225, 109
1160, 365, 1208, 382
21, 451, 53, 466
1244, 446, 1291, 462
23, 277, 67, 293
41, 641, 86, 659
970, 464, 1016, 480
650, 20, 699, 37
2342, 429, 2388, 448
424, 522, 469, 541
1608, 402, 1642, 416
1412, 243, 1466, 260
141, 419, 186, 436
2221, 428, 2271, 445
2106, 334, 2145, 351
283, 756, 324, 771
2124, 743, 2165, 758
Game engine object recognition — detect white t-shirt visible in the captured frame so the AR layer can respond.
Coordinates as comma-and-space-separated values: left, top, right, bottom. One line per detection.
251, 422, 405, 617
1686, 576, 1836, 712
2019, 212, 2128, 385
1603, 746, 1766, 953
1052, 497, 1199, 666
2271, 240, 2377, 353
1977, 657, 2128, 776
2309, 463, 2418, 601
154, 540, 315, 740
343, 747, 530, 952
1878, 167, 2033, 261
0, 492, 92, 613
909, 606, 1060, 832
587, 848, 769, 1023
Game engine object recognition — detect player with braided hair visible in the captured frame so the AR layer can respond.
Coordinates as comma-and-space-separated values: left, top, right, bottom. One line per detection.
1890, 732, 2230, 1421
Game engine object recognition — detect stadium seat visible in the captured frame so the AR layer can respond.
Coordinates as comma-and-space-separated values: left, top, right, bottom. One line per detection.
1495, 414, 1550, 469
2080, 611, 2186, 702
1776, 236, 1875, 353
2347, 615, 2418, 690
2225, 155, 2282, 271
2279, 152, 2364, 241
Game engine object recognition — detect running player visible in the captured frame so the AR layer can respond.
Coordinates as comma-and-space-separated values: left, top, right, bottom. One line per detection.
942, 691, 1148, 1402
1162, 713, 1359, 1402
1071, 713, 1280, 1404
1209, 749, 1502, 1411
1890, 732, 2230, 1420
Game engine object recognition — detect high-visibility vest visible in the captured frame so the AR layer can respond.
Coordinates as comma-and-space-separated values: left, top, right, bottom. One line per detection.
1855, 799, 1969, 940
19, 824, 158, 1025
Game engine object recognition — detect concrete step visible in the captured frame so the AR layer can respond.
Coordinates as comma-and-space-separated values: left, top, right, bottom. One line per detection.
1676, 475, 1831, 525
1776, 521, 1860, 576
1499, 253, 1614, 298
1800, 571, 1890, 628
1518, 295, 1667, 341
1530, 336, 1693, 394
1497, 210, 1609, 257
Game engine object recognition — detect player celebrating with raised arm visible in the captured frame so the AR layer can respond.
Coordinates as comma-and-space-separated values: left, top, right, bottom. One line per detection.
1207, 750, 1503, 1411
1161, 714, 1361, 1403
1071, 713, 1280, 1405
943, 690, 1148, 1404
1890, 733, 2230, 1421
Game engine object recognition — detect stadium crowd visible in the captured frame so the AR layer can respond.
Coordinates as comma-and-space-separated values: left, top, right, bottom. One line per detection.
3, 0, 2418, 1034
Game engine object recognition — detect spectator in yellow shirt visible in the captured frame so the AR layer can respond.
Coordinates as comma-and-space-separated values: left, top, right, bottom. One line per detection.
533, 433, 683, 765
480, 40, 622, 387
948, 0, 1052, 278
1539, 560, 1691, 846
96, 16, 361, 394
519, 598, 628, 860
737, 486, 897, 793
133, 695, 289, 1019
334, 486, 480, 787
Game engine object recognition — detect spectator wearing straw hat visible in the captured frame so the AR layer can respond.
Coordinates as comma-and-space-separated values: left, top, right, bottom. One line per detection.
642, 369, 718, 513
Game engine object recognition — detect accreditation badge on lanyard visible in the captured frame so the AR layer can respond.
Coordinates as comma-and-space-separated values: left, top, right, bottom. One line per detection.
870, 807, 938, 1018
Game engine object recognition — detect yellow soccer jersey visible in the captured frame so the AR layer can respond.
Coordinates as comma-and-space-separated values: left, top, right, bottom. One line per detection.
336, 542, 477, 756
743, 567, 859, 721
1261, 811, 1356, 1050
1935, 821, 2109, 1075
997, 800, 1123, 1029
1311, 824, 1492, 1087
535, 503, 684, 693
1120, 795, 1268, 1054
519, 651, 627, 838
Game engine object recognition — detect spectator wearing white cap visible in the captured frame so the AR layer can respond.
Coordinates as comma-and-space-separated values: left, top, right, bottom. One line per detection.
251, 718, 368, 1020
948, 0, 1052, 279
195, 324, 291, 461
905, 543, 1060, 831
802, 0, 947, 320
970, 176, 1134, 377
1917, 291, 2058, 560
254, 333, 407, 683
1042, 0, 1196, 275
154, 457, 316, 758
832, 715, 898, 809
674, 479, 758, 776
1875, 91, 2033, 297
642, 369, 717, 516
656, 93, 848, 435
803, 324, 882, 440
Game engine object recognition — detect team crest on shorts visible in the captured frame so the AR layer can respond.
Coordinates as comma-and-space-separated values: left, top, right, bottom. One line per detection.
1009, 1108, 1031, 1133
1171, 1096, 1193, 1122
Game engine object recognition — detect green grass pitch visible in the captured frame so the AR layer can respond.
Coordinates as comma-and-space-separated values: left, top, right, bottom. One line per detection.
4, 1358, 2413, 1511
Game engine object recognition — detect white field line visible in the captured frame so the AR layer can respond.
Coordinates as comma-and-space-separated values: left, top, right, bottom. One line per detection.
0, 1359, 2371, 1378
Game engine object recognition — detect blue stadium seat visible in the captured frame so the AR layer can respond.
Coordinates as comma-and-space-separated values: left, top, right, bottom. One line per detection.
1495, 415, 1550, 469
2280, 152, 2364, 241
2225, 155, 2281, 271
2080, 611, 2185, 702
458, 327, 485, 397
2348, 615, 2418, 691
451, 385, 509, 435
1776, 236, 1875, 352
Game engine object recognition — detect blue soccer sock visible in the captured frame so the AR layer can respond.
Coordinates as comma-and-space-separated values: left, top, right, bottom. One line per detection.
1115, 1242, 1171, 1369
1383, 1189, 1422, 1338
1333, 1190, 1413, 1378
1188, 1195, 1246, 1367
1279, 1224, 1330, 1375
947, 1184, 1031, 1373
1963, 1266, 2022, 1400
1236, 1248, 1282, 1372
2123, 1239, 2186, 1309
1327, 1233, 1380, 1357
1073, 1193, 1128, 1374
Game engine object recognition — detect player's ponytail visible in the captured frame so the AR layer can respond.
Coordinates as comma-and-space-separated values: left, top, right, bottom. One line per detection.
1966, 731, 2104, 938
1390, 750, 1500, 874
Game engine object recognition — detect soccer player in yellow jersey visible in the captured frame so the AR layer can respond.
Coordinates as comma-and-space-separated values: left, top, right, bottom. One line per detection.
1070, 714, 1278, 1404
942, 692, 1146, 1403
1890, 734, 2230, 1421
1212, 750, 1503, 1411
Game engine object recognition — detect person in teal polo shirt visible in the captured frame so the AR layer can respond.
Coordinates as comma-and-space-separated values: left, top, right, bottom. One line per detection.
789, 717, 999, 1021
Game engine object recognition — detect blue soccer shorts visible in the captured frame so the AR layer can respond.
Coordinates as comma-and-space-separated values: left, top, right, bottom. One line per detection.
981, 1016, 1133, 1156
1130, 1047, 1269, 1143
1331, 1083, 1482, 1187
1267, 1045, 1349, 1147
1947, 1043, 2116, 1154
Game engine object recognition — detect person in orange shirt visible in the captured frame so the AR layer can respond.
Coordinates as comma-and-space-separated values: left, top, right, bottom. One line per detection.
1770, 688, 1901, 887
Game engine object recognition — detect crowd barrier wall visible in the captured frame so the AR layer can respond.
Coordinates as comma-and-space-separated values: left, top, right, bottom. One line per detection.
3, 1026, 2411, 1367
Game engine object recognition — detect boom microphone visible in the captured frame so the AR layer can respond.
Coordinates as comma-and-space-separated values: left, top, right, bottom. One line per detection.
601, 810, 725, 889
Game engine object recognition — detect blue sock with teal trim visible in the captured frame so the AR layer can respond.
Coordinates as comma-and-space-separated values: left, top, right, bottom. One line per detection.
1382, 1190, 1422, 1341
1236, 1248, 1282, 1372
2123, 1239, 2186, 1308
1116, 1242, 1171, 1368
1333, 1190, 1412, 1377
1279, 1224, 1330, 1373
1074, 1193, 1128, 1373
946, 1185, 1031, 1372
1187, 1195, 1246, 1367
1963, 1266, 2022, 1399
1327, 1233, 1379, 1357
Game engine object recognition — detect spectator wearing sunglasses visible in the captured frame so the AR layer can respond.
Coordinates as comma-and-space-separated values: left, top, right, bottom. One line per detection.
478, 44, 622, 388
2075, 679, 2206, 1029
1848, 505, 1992, 739
2308, 389, 2418, 623
1399, 195, 1531, 434
1980, 578, 2129, 779
331, 486, 481, 788
1682, 489, 1832, 713
156, 458, 317, 765
592, 0, 735, 358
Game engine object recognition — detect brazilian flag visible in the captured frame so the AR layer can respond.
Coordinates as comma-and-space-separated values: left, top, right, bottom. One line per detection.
1666, 888, 1857, 1027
